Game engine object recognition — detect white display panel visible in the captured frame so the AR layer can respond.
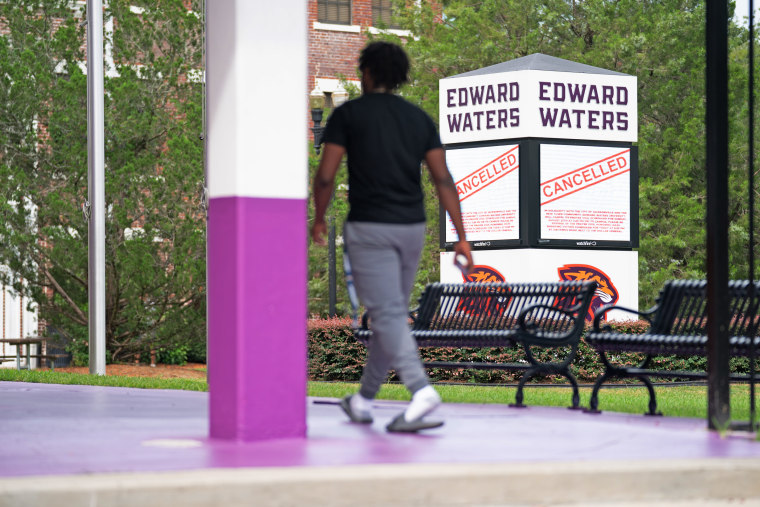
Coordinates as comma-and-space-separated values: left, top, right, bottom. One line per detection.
540, 144, 631, 242
439, 70, 638, 144
444, 144, 520, 243
441, 248, 638, 322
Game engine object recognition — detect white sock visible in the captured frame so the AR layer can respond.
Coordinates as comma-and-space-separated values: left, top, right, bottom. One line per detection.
350, 393, 373, 416
403, 385, 441, 422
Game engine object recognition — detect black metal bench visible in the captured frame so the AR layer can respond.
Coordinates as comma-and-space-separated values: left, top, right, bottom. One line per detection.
354, 281, 598, 409
585, 279, 760, 415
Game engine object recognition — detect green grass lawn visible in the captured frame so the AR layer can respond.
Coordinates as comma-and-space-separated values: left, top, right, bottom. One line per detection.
1, 368, 758, 422
311, 381, 760, 421
0, 368, 208, 391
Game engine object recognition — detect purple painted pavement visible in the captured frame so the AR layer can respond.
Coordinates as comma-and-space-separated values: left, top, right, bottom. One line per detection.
207, 196, 307, 441
1, 381, 759, 478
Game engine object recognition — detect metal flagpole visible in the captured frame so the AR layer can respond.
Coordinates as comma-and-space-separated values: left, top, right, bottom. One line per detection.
87, 0, 106, 375
748, 0, 757, 431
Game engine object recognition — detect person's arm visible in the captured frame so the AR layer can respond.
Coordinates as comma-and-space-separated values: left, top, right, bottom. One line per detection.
310, 142, 346, 245
424, 147, 474, 273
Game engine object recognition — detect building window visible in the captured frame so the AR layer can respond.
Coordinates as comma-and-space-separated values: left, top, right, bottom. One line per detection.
372, 0, 399, 28
318, 0, 351, 25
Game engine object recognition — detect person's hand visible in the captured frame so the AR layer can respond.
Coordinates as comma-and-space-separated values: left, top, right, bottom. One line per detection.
453, 240, 474, 275
311, 220, 327, 246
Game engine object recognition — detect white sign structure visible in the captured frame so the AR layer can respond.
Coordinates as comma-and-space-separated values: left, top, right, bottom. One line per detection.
439, 55, 637, 145
441, 249, 639, 322
438, 54, 639, 316
540, 144, 631, 242
444, 144, 520, 243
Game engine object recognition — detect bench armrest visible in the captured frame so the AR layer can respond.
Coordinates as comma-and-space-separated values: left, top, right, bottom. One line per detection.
518, 303, 581, 336
359, 308, 418, 331
592, 304, 656, 331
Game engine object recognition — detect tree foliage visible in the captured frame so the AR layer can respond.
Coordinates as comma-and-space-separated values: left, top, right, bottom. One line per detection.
0, 0, 205, 363
328, 0, 759, 310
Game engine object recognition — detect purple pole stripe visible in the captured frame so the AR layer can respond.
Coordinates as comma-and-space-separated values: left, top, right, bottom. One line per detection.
207, 196, 307, 441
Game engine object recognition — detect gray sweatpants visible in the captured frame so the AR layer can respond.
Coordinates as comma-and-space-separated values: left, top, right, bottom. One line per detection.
343, 221, 430, 399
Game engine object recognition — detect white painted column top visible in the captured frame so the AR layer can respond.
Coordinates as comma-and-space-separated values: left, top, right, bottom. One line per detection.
207, 0, 308, 199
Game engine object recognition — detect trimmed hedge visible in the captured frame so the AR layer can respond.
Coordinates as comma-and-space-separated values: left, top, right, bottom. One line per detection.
307, 317, 758, 384
308, 317, 367, 380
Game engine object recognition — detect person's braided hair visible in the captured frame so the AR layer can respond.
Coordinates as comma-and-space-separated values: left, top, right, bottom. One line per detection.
359, 41, 410, 91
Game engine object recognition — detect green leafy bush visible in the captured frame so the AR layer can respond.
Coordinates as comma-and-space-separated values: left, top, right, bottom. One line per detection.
157, 345, 189, 366
306, 317, 610, 383
308, 317, 366, 380
66, 339, 91, 367
306, 317, 759, 384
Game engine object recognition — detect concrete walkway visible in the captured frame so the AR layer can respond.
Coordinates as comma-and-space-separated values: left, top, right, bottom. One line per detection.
1, 381, 759, 506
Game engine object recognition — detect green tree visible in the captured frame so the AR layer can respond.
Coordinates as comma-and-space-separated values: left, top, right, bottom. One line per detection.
727, 25, 760, 284
364, 0, 759, 309
0, 0, 205, 363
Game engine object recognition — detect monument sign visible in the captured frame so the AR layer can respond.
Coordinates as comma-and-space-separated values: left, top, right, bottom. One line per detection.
439, 54, 639, 320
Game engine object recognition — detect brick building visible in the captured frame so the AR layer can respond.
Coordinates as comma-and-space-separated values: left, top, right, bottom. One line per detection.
308, 0, 407, 111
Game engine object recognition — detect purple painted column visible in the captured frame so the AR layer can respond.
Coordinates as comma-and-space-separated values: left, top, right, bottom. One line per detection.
206, 0, 307, 441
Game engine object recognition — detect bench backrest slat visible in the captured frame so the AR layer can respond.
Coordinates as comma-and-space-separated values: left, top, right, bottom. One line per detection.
675, 281, 707, 335
729, 281, 760, 337
652, 282, 681, 334
413, 281, 595, 341
651, 280, 760, 337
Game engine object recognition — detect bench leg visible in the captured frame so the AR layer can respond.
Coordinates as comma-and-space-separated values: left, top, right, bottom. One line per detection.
510, 375, 529, 409
585, 368, 663, 416
585, 371, 612, 414
565, 370, 582, 410
510, 366, 582, 410
585, 349, 621, 414
641, 376, 663, 416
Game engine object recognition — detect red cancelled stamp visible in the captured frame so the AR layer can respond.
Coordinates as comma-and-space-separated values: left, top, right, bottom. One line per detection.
455, 146, 519, 201
540, 149, 630, 205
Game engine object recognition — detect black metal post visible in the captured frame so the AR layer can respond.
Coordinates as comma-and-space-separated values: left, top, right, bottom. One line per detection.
311, 104, 335, 315
328, 219, 337, 316
311, 107, 325, 155
706, 0, 731, 430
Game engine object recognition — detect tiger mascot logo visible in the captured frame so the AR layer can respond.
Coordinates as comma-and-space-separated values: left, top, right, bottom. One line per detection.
557, 264, 619, 322
461, 265, 505, 284
457, 265, 511, 316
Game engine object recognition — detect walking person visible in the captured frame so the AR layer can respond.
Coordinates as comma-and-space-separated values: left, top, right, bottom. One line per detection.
310, 41, 473, 432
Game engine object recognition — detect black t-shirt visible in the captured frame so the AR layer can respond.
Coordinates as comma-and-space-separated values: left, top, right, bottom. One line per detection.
322, 93, 442, 223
